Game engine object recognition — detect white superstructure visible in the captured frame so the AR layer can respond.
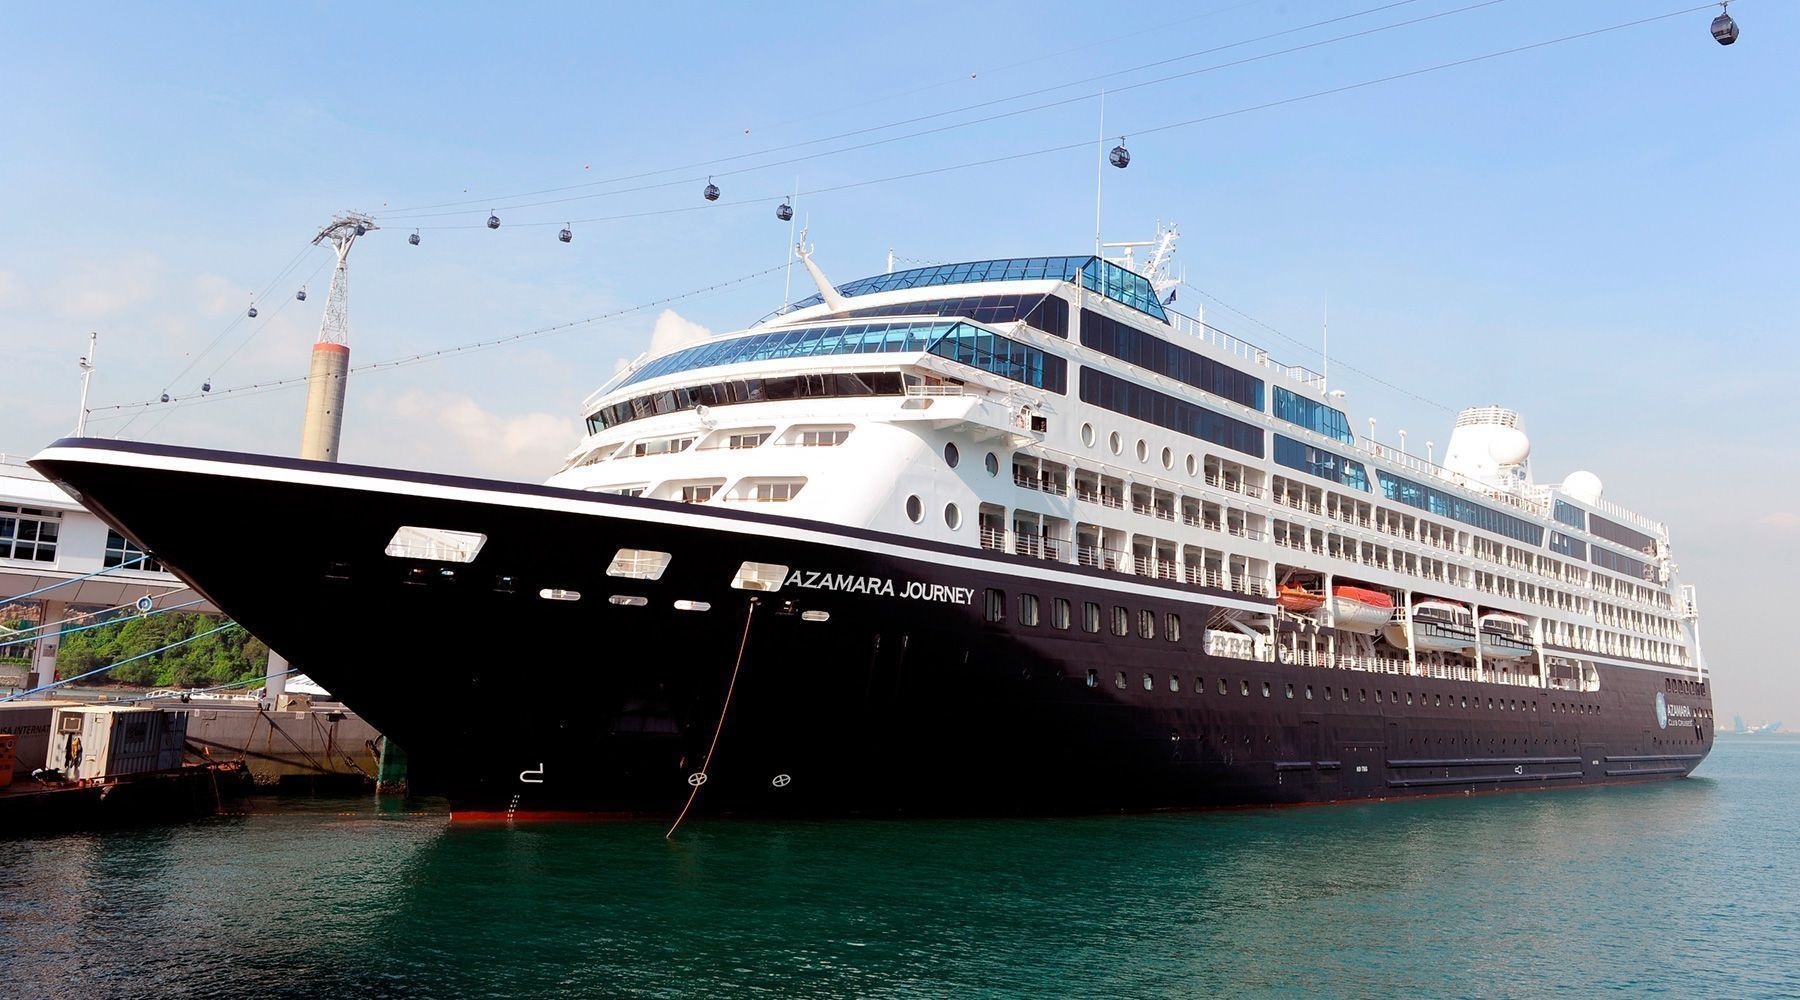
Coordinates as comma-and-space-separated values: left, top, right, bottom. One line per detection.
546, 241, 1706, 695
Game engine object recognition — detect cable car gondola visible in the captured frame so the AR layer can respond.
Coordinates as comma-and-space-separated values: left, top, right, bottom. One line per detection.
1109, 139, 1131, 169
1711, 2, 1738, 45
201, 381, 211, 393
296, 287, 307, 302
247, 304, 258, 318
487, 212, 501, 229
776, 199, 793, 222
559, 225, 573, 243
409, 229, 421, 246
703, 178, 720, 202
160, 393, 170, 403
353, 223, 367, 236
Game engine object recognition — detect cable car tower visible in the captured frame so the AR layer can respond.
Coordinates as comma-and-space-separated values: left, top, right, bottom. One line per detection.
300, 212, 376, 463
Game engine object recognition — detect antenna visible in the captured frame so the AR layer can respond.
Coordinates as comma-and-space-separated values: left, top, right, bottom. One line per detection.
75, 332, 97, 437
781, 176, 799, 310
1322, 293, 1329, 394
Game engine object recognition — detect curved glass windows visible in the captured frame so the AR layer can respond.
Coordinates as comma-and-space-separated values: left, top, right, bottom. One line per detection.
1079, 368, 1264, 459
587, 371, 906, 433
1374, 471, 1544, 546
785, 255, 1167, 322
824, 294, 1069, 338
1273, 434, 1369, 492
616, 320, 1065, 395
1082, 310, 1264, 410
1272, 387, 1354, 445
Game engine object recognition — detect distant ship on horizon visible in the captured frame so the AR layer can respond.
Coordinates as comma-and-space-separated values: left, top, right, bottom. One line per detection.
1730, 714, 1783, 736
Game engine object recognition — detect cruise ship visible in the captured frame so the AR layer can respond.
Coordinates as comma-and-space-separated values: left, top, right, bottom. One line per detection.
29, 236, 1715, 818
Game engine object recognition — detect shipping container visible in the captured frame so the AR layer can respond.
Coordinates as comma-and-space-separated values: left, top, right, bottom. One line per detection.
45, 707, 190, 781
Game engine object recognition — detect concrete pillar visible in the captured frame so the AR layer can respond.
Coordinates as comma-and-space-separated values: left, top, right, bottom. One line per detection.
265, 650, 288, 706
30, 599, 66, 691
300, 342, 349, 462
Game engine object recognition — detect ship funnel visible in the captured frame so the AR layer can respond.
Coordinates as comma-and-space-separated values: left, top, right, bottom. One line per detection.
1442, 406, 1531, 487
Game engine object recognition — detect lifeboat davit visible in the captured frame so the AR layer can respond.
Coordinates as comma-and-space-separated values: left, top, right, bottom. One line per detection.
1382, 599, 1477, 653
1329, 585, 1393, 634
1277, 584, 1325, 613
1478, 612, 1534, 661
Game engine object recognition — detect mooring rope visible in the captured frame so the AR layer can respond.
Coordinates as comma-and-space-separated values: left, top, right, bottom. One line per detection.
665, 598, 759, 840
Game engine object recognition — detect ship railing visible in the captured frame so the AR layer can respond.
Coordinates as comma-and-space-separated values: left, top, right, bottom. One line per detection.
1013, 471, 1039, 491
1040, 478, 1069, 497
1078, 545, 1128, 572
979, 527, 1007, 552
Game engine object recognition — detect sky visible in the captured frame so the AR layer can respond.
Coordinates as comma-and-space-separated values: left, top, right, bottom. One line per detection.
2, 1, 1795, 722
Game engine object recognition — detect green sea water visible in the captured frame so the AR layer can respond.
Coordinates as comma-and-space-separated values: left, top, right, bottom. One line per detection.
4, 739, 1795, 999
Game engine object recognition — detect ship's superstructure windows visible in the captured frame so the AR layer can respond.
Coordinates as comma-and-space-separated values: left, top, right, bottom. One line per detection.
726, 431, 769, 450
1553, 499, 1588, 530
1592, 545, 1651, 581
1137, 610, 1155, 640
1079, 368, 1265, 459
0, 505, 61, 563
1272, 387, 1355, 445
1589, 514, 1657, 555
1083, 602, 1101, 634
1052, 597, 1071, 629
786, 255, 1166, 322
384, 526, 487, 564
1374, 471, 1544, 546
104, 530, 165, 573
1111, 606, 1128, 637
1081, 310, 1265, 409
905, 495, 924, 522
589, 371, 907, 432
1549, 531, 1586, 559
632, 436, 694, 458
822, 293, 1070, 338
737, 480, 805, 503
1273, 434, 1369, 492
1019, 593, 1040, 626
1165, 613, 1181, 642
792, 427, 851, 447
616, 320, 1066, 395
607, 549, 672, 581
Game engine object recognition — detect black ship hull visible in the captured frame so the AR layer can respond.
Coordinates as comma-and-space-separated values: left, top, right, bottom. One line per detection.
32, 439, 1714, 820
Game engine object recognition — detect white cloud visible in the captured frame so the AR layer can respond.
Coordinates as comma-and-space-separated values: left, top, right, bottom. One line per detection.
377, 390, 579, 481
614, 309, 712, 373
1759, 512, 1800, 530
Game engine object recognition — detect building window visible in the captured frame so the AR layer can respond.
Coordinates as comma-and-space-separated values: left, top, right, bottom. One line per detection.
1081, 308, 1265, 410
1079, 368, 1264, 460
1164, 613, 1180, 643
747, 480, 805, 502
1273, 434, 1369, 492
607, 549, 672, 581
727, 431, 769, 449
1019, 593, 1040, 627
1051, 597, 1071, 630
0, 506, 61, 563
1272, 387, 1354, 444
680, 484, 716, 503
103, 530, 163, 573
1083, 602, 1101, 633
985, 588, 1005, 623
1111, 606, 1129, 637
1137, 610, 1155, 640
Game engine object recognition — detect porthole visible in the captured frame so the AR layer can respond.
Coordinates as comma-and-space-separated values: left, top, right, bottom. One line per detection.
1109, 431, 1122, 455
1135, 439, 1148, 463
985, 452, 999, 477
944, 442, 960, 468
1081, 422, 1096, 447
944, 503, 962, 530
1185, 453, 1198, 476
1161, 447, 1173, 470
905, 495, 924, 523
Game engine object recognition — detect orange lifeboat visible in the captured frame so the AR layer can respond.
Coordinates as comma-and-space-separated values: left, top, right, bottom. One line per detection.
1330, 585, 1394, 634
1277, 584, 1325, 613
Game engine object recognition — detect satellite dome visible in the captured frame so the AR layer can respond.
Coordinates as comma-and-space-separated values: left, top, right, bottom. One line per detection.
1562, 470, 1604, 504
1487, 427, 1531, 466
